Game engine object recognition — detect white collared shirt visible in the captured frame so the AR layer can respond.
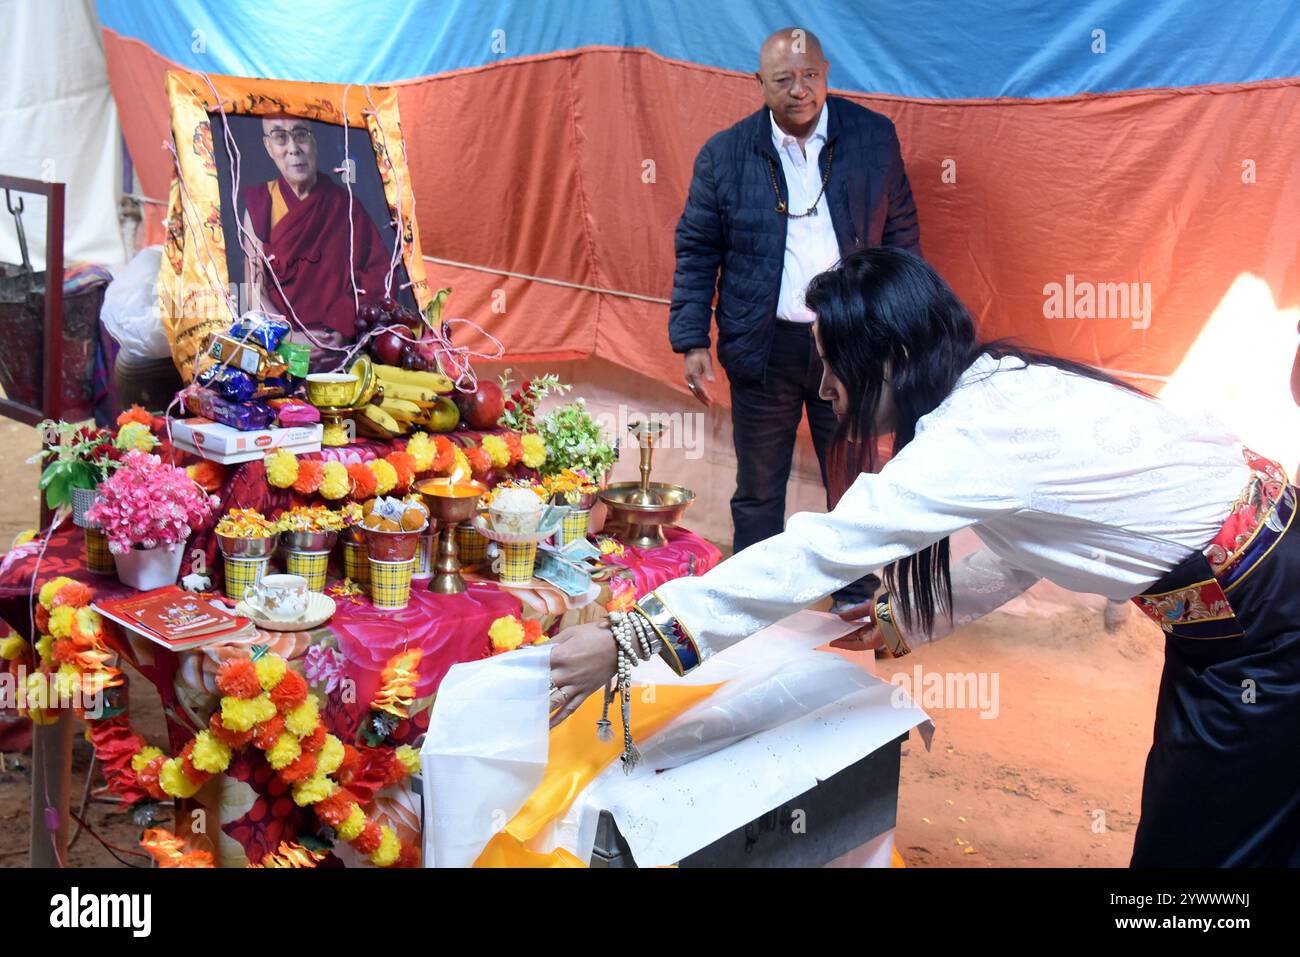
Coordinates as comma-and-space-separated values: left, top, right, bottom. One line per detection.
654, 354, 1255, 660
771, 104, 841, 323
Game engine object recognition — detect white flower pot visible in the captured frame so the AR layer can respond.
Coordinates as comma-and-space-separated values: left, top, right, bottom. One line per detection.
113, 541, 186, 591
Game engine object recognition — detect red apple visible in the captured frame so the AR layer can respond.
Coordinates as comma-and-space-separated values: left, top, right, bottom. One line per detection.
371, 329, 405, 366
454, 381, 505, 430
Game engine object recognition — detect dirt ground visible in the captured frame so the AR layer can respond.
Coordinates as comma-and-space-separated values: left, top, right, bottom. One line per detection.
0, 416, 1166, 868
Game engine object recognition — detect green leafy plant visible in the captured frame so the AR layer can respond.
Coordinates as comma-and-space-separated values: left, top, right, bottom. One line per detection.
30, 422, 119, 509
536, 398, 618, 478
497, 370, 570, 432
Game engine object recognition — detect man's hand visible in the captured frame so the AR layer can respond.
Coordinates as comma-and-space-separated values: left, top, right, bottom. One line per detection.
828, 600, 886, 652
684, 348, 714, 407
548, 619, 619, 727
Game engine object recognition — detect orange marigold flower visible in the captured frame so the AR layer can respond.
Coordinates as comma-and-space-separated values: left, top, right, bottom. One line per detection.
431, 436, 456, 472
292, 459, 325, 496
216, 659, 261, 699
209, 711, 254, 749
51, 581, 92, 609
179, 741, 209, 786
35, 604, 50, 634
504, 432, 524, 465
396, 842, 420, 868
522, 618, 543, 643
386, 451, 416, 490
352, 821, 383, 855
298, 723, 327, 753
188, 460, 227, 493
465, 447, 492, 480
270, 669, 309, 713
278, 752, 318, 784
312, 787, 358, 827
252, 713, 285, 751
347, 462, 377, 500
116, 405, 152, 428
136, 758, 166, 800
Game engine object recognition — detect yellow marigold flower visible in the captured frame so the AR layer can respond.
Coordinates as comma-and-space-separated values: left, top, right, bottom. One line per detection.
23, 672, 49, 710
488, 615, 525, 652
221, 693, 277, 732
38, 576, 75, 609
319, 460, 350, 500
521, 433, 547, 469
52, 664, 81, 700
33, 634, 53, 665
481, 434, 510, 469
190, 731, 233, 774
369, 458, 398, 495
48, 605, 76, 639
254, 654, 287, 692
132, 746, 165, 773
115, 421, 158, 453
291, 773, 333, 806
395, 745, 421, 777
0, 634, 28, 661
267, 732, 302, 770
405, 432, 434, 472
316, 735, 345, 776
159, 759, 203, 799
12, 529, 37, 548
264, 450, 299, 489
372, 826, 401, 867
336, 805, 366, 841
284, 696, 320, 737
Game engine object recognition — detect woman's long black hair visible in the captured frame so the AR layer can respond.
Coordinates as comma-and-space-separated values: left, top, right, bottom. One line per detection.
803, 247, 1146, 637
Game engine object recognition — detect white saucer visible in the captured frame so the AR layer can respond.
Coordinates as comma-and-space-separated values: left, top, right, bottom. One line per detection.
235, 592, 336, 631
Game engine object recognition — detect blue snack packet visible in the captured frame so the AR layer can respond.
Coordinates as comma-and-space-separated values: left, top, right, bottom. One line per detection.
228, 311, 291, 353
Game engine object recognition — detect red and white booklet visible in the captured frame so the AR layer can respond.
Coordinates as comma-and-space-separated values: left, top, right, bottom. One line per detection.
94, 586, 256, 651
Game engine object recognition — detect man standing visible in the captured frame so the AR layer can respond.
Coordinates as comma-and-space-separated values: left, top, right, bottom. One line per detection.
670, 27, 920, 607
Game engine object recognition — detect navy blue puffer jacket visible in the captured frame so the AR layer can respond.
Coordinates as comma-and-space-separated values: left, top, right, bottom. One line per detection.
669, 96, 921, 383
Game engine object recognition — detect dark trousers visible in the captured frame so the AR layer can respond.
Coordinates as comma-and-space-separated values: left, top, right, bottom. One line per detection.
729, 319, 879, 605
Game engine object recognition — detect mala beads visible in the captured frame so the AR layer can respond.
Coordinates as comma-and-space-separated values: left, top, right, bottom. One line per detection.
598, 610, 662, 773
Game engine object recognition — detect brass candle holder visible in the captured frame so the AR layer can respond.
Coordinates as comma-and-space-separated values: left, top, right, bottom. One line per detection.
599, 419, 694, 549
415, 476, 487, 594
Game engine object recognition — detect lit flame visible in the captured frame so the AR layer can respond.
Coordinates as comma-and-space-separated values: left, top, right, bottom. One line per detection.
447, 467, 464, 486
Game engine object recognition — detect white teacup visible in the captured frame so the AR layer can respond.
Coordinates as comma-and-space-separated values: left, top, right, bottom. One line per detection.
244, 574, 309, 621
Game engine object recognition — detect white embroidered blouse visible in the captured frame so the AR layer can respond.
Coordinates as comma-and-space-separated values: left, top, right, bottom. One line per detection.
652, 353, 1253, 660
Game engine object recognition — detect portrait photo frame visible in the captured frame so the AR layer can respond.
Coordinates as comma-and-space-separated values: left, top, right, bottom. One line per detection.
158, 70, 432, 380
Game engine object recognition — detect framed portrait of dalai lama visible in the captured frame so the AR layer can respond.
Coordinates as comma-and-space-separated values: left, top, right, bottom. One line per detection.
158, 70, 432, 380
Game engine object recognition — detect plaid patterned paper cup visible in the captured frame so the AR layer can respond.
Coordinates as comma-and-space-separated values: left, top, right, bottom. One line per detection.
455, 524, 489, 566
555, 508, 592, 548
224, 555, 271, 601
413, 531, 436, 580
341, 539, 369, 585
284, 549, 330, 592
494, 541, 538, 586
369, 557, 415, 610
83, 526, 115, 574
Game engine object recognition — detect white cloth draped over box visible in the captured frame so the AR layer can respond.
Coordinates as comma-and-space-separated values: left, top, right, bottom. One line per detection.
652, 353, 1252, 658
420, 610, 930, 867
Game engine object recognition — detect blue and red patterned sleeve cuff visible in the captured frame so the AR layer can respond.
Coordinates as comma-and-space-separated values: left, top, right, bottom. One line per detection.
635, 591, 703, 676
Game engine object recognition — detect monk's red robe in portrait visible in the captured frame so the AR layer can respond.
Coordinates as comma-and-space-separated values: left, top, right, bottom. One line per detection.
241, 174, 390, 337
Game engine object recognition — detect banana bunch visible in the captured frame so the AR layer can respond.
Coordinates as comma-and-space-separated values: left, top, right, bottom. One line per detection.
357, 364, 456, 437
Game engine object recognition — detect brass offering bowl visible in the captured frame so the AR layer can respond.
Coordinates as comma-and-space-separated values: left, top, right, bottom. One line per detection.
415, 477, 487, 594
305, 372, 359, 407
598, 482, 695, 550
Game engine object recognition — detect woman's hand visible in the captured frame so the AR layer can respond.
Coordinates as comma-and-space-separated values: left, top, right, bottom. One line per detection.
547, 619, 619, 728
828, 600, 886, 652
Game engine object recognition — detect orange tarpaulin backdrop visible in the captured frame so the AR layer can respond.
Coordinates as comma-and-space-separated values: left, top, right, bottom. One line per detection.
105, 34, 1300, 399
